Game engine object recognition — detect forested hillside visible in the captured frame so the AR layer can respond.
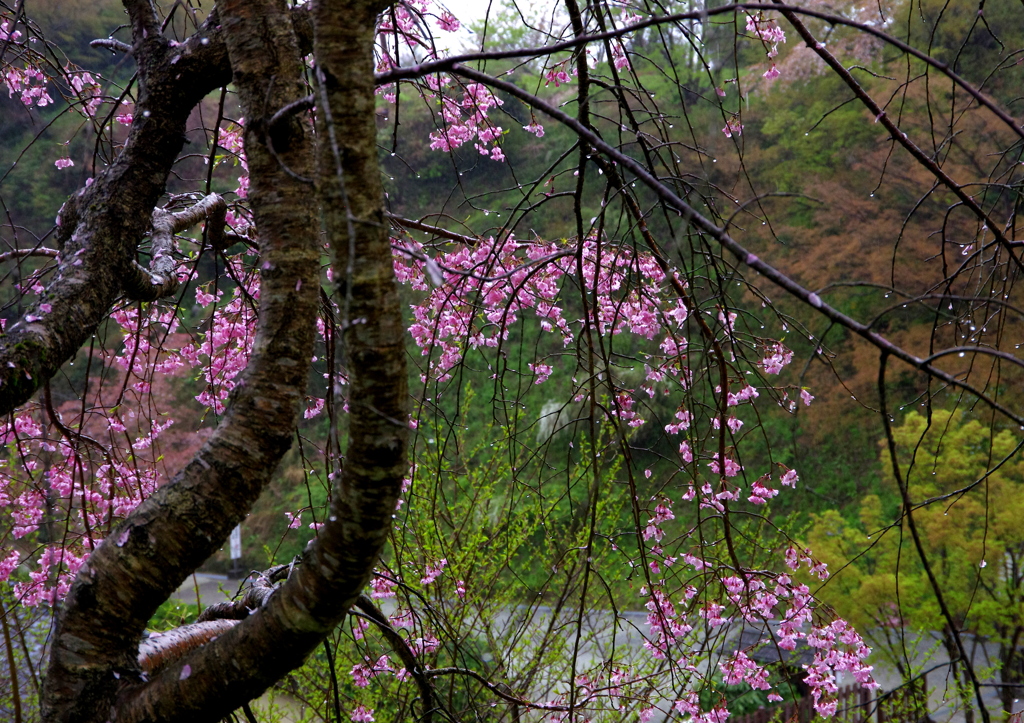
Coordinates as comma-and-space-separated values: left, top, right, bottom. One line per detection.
1, 1, 1022, 720
2, 0, 1021, 554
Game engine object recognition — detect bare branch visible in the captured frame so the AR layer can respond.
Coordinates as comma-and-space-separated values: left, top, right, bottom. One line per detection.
122, 193, 227, 301
0, 248, 58, 264
89, 38, 132, 54
137, 620, 239, 675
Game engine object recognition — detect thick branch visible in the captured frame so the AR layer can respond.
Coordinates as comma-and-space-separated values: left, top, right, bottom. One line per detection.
115, 1, 407, 719
0, 4, 314, 417
41, 5, 319, 722
137, 621, 239, 674
89, 37, 132, 54
0, 11, 234, 416
123, 194, 227, 301
0, 248, 59, 263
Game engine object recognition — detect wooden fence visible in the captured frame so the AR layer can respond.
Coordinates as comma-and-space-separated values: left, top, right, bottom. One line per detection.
732, 683, 928, 723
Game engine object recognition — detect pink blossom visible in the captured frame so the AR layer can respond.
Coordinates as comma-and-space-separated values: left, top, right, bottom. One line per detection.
0, 550, 20, 582
708, 453, 742, 477
437, 11, 460, 32
350, 705, 375, 722
370, 574, 396, 599
304, 397, 325, 419
761, 343, 793, 374
0, 19, 22, 42
528, 363, 552, 384
611, 42, 630, 71
748, 476, 779, 505
421, 557, 447, 584
722, 119, 744, 138
523, 122, 545, 138
55, 157, 74, 169
544, 66, 572, 87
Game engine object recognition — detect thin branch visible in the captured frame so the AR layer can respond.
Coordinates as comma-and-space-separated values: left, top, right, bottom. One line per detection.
387, 213, 481, 246
373, 3, 1021, 142
878, 352, 991, 723
448, 64, 1024, 428
353, 595, 436, 723
424, 667, 571, 711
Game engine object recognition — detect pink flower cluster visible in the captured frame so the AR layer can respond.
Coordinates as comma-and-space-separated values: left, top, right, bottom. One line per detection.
397, 235, 677, 416
68, 70, 103, 118
544, 61, 573, 87
420, 557, 447, 584
4, 65, 52, 107
745, 13, 787, 81
216, 120, 249, 198
171, 262, 260, 414
427, 82, 506, 162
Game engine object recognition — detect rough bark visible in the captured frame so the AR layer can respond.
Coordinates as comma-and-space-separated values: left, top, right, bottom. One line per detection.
0, 4, 314, 416
0, 9, 226, 413
107, 0, 409, 720
40, 1, 320, 720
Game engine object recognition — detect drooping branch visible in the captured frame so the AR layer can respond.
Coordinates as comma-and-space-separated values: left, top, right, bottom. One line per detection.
448, 63, 1024, 429
270, 2, 1020, 144
877, 354, 991, 723
370, 3, 1021, 142
766, 0, 1023, 274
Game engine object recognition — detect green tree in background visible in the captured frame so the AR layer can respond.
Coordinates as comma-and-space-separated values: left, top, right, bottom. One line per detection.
807, 411, 1024, 719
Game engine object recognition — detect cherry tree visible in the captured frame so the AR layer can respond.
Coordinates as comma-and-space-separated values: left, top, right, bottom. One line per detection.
0, 0, 1021, 721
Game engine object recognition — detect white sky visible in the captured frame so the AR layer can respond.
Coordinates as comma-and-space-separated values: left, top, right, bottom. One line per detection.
428, 0, 562, 53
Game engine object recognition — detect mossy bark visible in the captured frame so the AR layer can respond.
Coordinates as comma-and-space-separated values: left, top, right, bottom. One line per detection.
41, 0, 321, 720
40, 1, 406, 721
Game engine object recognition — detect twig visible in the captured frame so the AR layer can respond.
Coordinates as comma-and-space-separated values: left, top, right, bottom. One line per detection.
90, 38, 132, 54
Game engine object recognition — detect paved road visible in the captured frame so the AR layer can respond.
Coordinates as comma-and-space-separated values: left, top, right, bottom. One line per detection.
170, 572, 240, 608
